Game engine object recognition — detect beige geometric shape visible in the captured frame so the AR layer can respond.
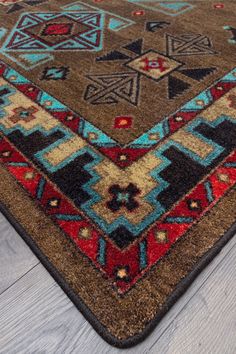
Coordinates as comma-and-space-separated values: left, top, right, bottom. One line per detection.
218, 173, 230, 183
126, 50, 182, 81
171, 129, 214, 159
0, 78, 59, 132
92, 153, 162, 225
43, 135, 87, 167
200, 87, 236, 122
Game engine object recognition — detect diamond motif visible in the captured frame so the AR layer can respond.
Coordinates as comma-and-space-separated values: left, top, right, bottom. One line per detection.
41, 66, 69, 80
3, 12, 104, 51
41, 22, 74, 36
114, 116, 133, 129
126, 50, 183, 81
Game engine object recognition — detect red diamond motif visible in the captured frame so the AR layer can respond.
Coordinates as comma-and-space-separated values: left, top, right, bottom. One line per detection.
42, 23, 73, 36
114, 116, 133, 129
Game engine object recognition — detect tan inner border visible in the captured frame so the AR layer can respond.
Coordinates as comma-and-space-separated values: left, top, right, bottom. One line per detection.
0, 165, 235, 340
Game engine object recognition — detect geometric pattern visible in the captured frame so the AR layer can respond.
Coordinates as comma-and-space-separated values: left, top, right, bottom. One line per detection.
126, 50, 183, 81
1, 0, 236, 346
2, 133, 236, 293
61, 1, 135, 32
41, 66, 69, 80
0, 3, 227, 152
223, 25, 236, 44
0, 3, 136, 70
1, 60, 235, 174
145, 21, 170, 32
1, 60, 236, 293
86, 36, 217, 109
2, 12, 104, 51
0, 11, 105, 69
166, 33, 217, 56
0, 0, 47, 14
126, 0, 195, 17
0, 27, 7, 40
84, 72, 140, 105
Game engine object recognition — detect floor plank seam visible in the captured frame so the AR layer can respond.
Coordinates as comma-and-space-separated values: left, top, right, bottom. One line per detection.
0, 262, 40, 298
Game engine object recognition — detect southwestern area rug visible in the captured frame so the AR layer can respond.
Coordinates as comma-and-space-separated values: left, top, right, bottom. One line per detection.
0, 0, 236, 348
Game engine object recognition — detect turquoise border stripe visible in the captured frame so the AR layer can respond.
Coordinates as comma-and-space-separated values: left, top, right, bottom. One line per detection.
204, 181, 214, 203
139, 241, 147, 270
36, 177, 46, 200
98, 237, 106, 266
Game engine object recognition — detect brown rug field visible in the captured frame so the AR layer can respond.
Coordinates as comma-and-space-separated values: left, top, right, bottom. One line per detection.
0, 0, 236, 347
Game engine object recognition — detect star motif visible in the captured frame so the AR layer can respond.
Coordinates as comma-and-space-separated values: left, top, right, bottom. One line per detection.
24, 171, 35, 180
47, 198, 60, 208
155, 230, 168, 244
78, 227, 92, 239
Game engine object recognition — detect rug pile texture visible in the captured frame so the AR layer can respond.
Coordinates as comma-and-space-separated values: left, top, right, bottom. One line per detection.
0, 0, 236, 347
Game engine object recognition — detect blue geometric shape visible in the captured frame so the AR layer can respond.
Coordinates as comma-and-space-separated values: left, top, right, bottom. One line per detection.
127, 0, 194, 16
80, 29, 100, 45
33, 13, 62, 21
36, 177, 46, 200
98, 237, 106, 266
62, 2, 135, 32
181, 90, 213, 112
18, 16, 39, 29
62, 1, 92, 11
108, 18, 126, 31
0, 28, 7, 41
41, 66, 69, 80
159, 2, 191, 11
62, 4, 87, 11
139, 241, 147, 270
79, 120, 117, 147
20, 53, 51, 64
130, 119, 169, 148
0, 85, 16, 118
55, 39, 89, 50
1, 51, 53, 71
204, 181, 214, 203
165, 216, 194, 223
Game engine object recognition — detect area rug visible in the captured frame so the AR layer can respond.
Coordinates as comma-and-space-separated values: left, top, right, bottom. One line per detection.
0, 0, 236, 348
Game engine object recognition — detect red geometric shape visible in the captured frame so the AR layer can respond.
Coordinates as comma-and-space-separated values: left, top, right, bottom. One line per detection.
132, 10, 145, 16
99, 147, 150, 167
141, 56, 169, 73
114, 116, 133, 129
41, 23, 73, 36
213, 3, 224, 9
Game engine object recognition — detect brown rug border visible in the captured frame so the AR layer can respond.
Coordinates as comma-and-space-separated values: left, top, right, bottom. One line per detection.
0, 199, 236, 348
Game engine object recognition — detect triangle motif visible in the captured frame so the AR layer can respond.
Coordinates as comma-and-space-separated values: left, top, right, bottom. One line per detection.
168, 75, 190, 99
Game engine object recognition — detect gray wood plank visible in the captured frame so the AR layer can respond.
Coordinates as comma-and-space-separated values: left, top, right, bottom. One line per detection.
0, 213, 39, 294
148, 239, 236, 354
0, 212, 235, 354
0, 264, 87, 354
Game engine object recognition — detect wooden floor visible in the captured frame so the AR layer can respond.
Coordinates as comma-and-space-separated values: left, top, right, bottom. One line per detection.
0, 213, 236, 354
